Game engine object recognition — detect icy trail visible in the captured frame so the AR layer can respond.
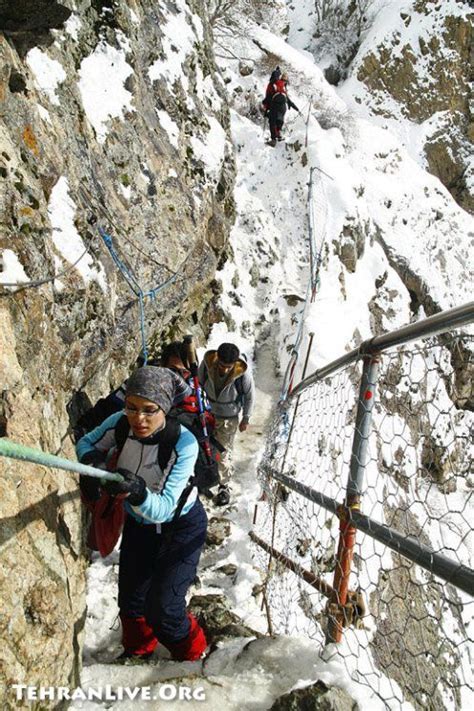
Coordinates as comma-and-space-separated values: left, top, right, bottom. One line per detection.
71, 112, 385, 709
71, 12, 474, 707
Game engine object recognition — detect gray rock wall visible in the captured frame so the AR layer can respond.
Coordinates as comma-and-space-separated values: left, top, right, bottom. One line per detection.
0, 1, 235, 705
354, 1, 473, 213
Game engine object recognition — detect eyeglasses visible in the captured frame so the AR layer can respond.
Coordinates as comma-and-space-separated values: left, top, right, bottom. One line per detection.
124, 406, 162, 418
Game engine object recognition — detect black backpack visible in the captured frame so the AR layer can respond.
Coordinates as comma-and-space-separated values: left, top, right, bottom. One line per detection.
172, 411, 222, 493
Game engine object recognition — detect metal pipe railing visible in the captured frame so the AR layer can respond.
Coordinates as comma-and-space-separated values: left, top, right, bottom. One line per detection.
291, 301, 474, 398
262, 467, 474, 598
249, 532, 334, 598
326, 352, 382, 643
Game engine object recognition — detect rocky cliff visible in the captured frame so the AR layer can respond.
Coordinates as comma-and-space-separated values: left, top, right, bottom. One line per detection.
341, 0, 473, 214
0, 0, 234, 705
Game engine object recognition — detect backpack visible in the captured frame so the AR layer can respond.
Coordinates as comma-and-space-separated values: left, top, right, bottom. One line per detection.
271, 79, 287, 105
72, 385, 126, 443
269, 67, 281, 83
173, 411, 222, 492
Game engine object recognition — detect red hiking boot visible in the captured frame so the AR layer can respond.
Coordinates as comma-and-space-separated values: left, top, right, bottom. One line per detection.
163, 613, 207, 661
120, 615, 158, 657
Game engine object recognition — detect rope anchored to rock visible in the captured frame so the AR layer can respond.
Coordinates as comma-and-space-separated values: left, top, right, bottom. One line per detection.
99, 227, 180, 365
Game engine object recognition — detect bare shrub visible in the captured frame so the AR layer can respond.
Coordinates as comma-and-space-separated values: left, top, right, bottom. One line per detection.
312, 0, 377, 75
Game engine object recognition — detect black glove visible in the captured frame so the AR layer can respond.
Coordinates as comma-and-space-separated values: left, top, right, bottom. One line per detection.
103, 468, 147, 506
79, 450, 108, 501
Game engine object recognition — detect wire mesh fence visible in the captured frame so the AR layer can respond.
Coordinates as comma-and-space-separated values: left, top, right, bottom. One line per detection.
253, 333, 473, 710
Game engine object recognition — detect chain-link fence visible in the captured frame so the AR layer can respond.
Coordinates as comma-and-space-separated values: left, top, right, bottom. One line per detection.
253, 314, 474, 710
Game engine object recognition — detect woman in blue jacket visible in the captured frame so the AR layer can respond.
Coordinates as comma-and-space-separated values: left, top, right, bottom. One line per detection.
76, 367, 208, 662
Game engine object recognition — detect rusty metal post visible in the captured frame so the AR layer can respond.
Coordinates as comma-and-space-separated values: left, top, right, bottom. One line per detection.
250, 532, 335, 598
326, 352, 381, 643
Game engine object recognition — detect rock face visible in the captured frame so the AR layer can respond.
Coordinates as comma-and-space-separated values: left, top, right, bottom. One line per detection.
0, 0, 234, 704
370, 510, 464, 710
351, 0, 473, 213
270, 680, 358, 711
190, 593, 263, 645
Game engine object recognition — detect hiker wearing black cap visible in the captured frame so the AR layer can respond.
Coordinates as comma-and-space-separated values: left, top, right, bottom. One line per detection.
76, 367, 208, 663
198, 343, 255, 506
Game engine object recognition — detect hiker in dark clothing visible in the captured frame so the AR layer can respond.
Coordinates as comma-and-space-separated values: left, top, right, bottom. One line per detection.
262, 72, 299, 147
76, 367, 208, 663
269, 66, 281, 84
161, 341, 221, 497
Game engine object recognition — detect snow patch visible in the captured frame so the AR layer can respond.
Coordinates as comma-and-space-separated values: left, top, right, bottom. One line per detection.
156, 110, 180, 148
119, 184, 131, 200
26, 48, 66, 105
190, 117, 227, 181
37, 104, 52, 124
64, 13, 82, 40
129, 7, 140, 25
48, 177, 107, 291
0, 250, 29, 288
147, 0, 196, 92
78, 43, 134, 144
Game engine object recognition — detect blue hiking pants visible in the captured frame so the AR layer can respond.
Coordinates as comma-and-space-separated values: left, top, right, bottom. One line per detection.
118, 498, 207, 643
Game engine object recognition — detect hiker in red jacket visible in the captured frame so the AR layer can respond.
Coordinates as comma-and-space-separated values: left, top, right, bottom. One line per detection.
262, 72, 299, 147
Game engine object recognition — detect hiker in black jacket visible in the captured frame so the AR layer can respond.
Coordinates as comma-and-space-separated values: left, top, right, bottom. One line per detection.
262, 72, 299, 147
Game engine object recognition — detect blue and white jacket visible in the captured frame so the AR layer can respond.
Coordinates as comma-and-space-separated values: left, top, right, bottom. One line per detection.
76, 412, 199, 525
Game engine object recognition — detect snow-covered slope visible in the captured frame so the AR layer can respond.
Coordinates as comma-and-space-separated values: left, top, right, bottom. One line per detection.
215, 15, 472, 378
74, 3, 472, 709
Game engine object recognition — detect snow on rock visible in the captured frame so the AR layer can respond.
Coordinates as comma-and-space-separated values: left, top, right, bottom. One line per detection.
78, 43, 134, 144
26, 48, 66, 106
128, 7, 140, 25
156, 109, 180, 149
36, 104, 52, 124
48, 177, 107, 290
147, 0, 197, 93
190, 116, 228, 182
0, 249, 30, 287
191, 12, 204, 41
64, 13, 82, 41
196, 68, 224, 112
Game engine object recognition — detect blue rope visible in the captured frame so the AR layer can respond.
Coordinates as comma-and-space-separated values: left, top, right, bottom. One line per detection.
280, 167, 326, 402
138, 293, 148, 365
144, 270, 178, 300
99, 228, 141, 295
99, 228, 181, 365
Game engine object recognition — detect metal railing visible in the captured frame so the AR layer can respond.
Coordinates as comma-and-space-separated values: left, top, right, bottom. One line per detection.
291, 301, 474, 397
253, 301, 474, 708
